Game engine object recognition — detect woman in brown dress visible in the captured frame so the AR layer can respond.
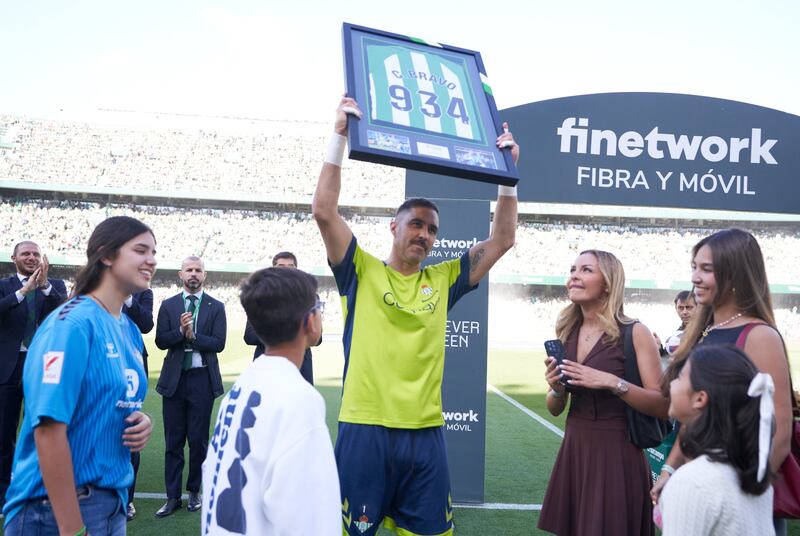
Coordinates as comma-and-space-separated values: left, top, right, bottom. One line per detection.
538, 250, 668, 536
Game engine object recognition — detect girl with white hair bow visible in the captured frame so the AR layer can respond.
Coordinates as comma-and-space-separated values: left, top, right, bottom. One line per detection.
659, 345, 775, 536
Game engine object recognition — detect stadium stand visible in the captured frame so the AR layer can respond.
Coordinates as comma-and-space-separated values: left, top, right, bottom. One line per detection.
2, 112, 799, 346
1, 198, 799, 283
0, 113, 404, 204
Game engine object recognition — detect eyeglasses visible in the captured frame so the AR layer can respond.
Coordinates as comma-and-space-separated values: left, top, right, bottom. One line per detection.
304, 300, 325, 326
308, 300, 325, 316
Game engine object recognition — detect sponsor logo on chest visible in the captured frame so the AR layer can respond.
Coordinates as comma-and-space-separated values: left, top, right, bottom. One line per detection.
106, 342, 120, 359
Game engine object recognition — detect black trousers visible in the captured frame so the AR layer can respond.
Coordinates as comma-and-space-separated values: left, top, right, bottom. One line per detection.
162, 367, 214, 499
129, 451, 140, 505
299, 351, 314, 386
128, 354, 148, 505
0, 352, 25, 508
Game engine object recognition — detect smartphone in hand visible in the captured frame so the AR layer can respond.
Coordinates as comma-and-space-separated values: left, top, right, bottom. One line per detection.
544, 339, 570, 385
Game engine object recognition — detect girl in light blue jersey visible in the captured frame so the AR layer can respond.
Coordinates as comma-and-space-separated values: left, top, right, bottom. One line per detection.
3, 216, 156, 535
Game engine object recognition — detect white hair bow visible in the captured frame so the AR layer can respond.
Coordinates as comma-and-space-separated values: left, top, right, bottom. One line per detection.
747, 372, 775, 481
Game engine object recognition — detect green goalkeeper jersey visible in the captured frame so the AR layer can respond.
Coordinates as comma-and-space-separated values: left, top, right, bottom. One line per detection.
331, 236, 476, 428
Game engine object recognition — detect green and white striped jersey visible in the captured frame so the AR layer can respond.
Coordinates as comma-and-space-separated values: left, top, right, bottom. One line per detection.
365, 43, 483, 142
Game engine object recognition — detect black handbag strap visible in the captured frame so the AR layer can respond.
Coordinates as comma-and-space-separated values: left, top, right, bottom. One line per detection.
622, 321, 643, 388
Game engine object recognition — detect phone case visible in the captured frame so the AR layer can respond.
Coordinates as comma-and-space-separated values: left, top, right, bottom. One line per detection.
544, 339, 570, 384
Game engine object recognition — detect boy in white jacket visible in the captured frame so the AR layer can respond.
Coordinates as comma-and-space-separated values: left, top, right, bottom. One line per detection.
202, 267, 340, 535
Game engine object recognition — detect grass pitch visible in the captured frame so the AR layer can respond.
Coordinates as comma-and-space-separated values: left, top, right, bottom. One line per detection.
3, 331, 799, 535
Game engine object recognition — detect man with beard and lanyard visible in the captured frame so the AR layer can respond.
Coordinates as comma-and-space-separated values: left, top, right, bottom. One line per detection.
313, 97, 519, 536
154, 256, 226, 517
0, 241, 66, 511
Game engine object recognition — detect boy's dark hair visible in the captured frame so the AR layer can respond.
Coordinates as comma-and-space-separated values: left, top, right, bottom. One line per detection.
272, 251, 298, 267
240, 267, 318, 347
679, 345, 771, 495
674, 290, 695, 304
396, 197, 439, 217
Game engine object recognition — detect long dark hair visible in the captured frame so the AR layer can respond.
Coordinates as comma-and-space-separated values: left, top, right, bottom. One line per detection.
72, 216, 155, 296
662, 228, 777, 395
679, 345, 771, 495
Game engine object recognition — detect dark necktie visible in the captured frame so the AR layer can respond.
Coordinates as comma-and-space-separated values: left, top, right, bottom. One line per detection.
182, 295, 199, 370
22, 278, 37, 349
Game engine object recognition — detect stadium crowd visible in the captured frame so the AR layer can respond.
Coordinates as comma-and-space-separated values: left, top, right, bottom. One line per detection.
2, 110, 799, 536
507, 221, 800, 284
2, 198, 799, 284
0, 114, 405, 203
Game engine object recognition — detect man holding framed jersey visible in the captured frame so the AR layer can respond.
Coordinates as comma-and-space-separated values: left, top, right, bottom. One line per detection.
312, 96, 519, 536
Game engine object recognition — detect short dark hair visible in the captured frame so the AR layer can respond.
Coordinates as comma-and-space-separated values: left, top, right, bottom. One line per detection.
12, 241, 38, 256
674, 290, 695, 304
272, 251, 298, 267
240, 267, 317, 347
679, 345, 770, 495
396, 197, 439, 217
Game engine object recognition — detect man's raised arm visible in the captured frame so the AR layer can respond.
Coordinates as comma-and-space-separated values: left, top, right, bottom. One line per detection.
311, 97, 362, 267
467, 122, 520, 287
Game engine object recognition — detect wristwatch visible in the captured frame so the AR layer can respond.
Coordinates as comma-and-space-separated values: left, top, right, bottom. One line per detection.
614, 379, 629, 396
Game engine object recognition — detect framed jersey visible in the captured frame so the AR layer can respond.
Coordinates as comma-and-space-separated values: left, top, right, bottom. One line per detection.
342, 23, 519, 186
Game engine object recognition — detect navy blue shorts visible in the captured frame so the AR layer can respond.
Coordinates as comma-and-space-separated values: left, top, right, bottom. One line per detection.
335, 423, 454, 536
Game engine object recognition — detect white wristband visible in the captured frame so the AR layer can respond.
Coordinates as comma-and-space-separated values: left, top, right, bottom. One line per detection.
325, 134, 347, 167
661, 464, 676, 475
498, 184, 517, 197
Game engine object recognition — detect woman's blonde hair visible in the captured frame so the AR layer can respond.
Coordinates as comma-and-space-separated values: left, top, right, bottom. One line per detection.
555, 250, 634, 345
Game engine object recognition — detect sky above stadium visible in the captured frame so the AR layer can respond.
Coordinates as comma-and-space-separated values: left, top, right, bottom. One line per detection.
1, 0, 798, 121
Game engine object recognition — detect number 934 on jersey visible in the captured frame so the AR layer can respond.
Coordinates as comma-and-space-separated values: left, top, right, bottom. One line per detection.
342, 23, 519, 187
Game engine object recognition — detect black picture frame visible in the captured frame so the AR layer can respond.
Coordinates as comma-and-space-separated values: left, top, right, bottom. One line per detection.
342, 23, 519, 186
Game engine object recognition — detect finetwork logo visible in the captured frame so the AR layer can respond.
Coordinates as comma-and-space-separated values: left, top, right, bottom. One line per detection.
556, 117, 778, 165
433, 237, 479, 249
443, 409, 479, 432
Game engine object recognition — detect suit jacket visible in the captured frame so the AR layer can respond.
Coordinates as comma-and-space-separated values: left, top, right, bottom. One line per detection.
122, 289, 154, 374
155, 291, 226, 398
244, 320, 322, 360
243, 320, 265, 359
0, 275, 68, 384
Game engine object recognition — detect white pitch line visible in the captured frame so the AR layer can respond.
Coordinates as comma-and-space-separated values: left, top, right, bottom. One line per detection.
136, 386, 556, 513
454, 502, 542, 511
487, 383, 565, 438
134, 493, 542, 511
136, 492, 188, 500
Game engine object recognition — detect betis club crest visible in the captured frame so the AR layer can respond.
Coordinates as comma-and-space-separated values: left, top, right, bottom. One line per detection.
355, 506, 374, 533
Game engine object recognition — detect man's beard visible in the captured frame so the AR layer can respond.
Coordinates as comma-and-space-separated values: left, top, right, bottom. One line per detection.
185, 279, 202, 290
16, 261, 37, 277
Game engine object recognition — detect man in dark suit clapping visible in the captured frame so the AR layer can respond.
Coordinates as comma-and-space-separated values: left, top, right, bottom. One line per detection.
154, 256, 226, 517
122, 288, 154, 521
0, 241, 67, 510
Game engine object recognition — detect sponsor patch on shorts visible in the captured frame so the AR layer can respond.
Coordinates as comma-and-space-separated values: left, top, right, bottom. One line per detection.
42, 351, 64, 384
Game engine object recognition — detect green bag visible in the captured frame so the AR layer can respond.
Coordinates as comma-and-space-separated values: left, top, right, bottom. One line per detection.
645, 427, 677, 484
